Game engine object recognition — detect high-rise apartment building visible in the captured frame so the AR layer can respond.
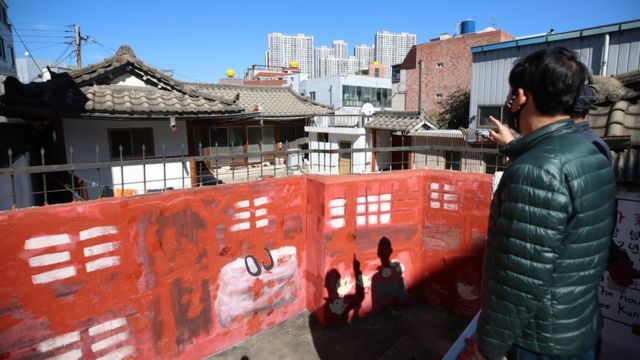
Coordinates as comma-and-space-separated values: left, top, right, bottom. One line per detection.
314, 45, 333, 78
332, 40, 348, 59
325, 56, 359, 77
267, 33, 314, 77
354, 44, 375, 70
374, 31, 416, 79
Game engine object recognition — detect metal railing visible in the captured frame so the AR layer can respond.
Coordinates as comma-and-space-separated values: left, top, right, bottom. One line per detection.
308, 114, 363, 128
0, 141, 506, 211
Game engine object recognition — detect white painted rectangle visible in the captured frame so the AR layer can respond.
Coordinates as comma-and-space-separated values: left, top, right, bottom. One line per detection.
380, 213, 391, 224
255, 219, 269, 228
84, 242, 120, 257
230, 222, 251, 232
356, 204, 366, 214
25, 234, 71, 250
37, 331, 80, 352
85, 256, 120, 273
253, 197, 268, 206
32, 266, 76, 284
443, 194, 458, 201
430, 183, 440, 190
380, 202, 391, 212
367, 195, 379, 203
235, 200, 250, 208
444, 184, 455, 191
233, 211, 251, 220
329, 207, 344, 217
444, 203, 459, 211
431, 192, 440, 200
255, 208, 268, 217
91, 332, 128, 352
48, 349, 83, 360
380, 193, 392, 201
28, 251, 70, 267
356, 216, 366, 226
368, 215, 378, 225
368, 204, 379, 212
79, 226, 117, 241
329, 218, 345, 229
357, 196, 366, 204
328, 198, 346, 208
96, 345, 134, 360
88, 318, 127, 336
431, 201, 441, 209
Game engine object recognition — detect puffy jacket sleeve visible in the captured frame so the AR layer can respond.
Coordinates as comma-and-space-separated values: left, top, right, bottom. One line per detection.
476, 162, 571, 359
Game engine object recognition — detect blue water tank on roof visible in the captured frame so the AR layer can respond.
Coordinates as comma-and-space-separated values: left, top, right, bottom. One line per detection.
461, 19, 476, 34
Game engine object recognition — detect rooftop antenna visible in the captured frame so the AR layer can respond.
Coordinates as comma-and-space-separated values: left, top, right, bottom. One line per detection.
489, 16, 497, 28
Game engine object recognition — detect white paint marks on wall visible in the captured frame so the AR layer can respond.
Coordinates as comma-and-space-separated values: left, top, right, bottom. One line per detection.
37, 331, 80, 353
327, 197, 346, 229
88, 317, 127, 336
231, 197, 270, 232
230, 222, 251, 232
85, 256, 121, 273
48, 348, 83, 360
430, 183, 440, 190
328, 198, 346, 208
255, 208, 268, 217
28, 251, 70, 267
233, 211, 251, 220
253, 196, 268, 207
216, 246, 301, 328
83, 242, 120, 257
355, 193, 392, 227
95, 345, 134, 360
24, 234, 71, 250
430, 183, 459, 212
31, 266, 77, 284
79, 226, 118, 241
90, 332, 128, 352
329, 218, 345, 228
235, 200, 250, 208
255, 219, 269, 228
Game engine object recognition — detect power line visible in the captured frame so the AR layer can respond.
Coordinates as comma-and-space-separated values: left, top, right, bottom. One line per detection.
9, 17, 44, 76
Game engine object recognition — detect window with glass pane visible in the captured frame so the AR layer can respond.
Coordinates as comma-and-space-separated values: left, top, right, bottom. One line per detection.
228, 128, 244, 154
477, 106, 503, 127
210, 127, 228, 154
108, 128, 154, 159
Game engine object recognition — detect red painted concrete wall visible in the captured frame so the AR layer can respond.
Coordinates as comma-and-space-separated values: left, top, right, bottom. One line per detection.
0, 170, 493, 359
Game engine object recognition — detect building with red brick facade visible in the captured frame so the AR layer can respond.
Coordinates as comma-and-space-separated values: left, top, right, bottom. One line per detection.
401, 29, 512, 113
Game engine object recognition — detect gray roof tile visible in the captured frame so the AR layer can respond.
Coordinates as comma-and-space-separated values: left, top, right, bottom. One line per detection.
190, 83, 334, 119
365, 111, 438, 131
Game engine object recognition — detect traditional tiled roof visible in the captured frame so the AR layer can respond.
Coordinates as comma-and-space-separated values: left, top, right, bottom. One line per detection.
589, 70, 640, 184
0, 46, 244, 119
189, 83, 334, 120
365, 110, 438, 132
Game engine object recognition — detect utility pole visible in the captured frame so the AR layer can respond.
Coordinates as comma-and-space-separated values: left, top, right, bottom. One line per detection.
74, 24, 88, 69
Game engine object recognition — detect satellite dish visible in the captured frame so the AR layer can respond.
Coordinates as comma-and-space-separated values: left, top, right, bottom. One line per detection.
361, 103, 375, 116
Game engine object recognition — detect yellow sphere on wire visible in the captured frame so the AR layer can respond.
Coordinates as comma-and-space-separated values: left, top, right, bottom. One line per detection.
289, 60, 299, 69
226, 69, 235, 78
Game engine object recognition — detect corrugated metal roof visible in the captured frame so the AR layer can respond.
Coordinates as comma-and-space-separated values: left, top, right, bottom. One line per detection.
471, 19, 640, 53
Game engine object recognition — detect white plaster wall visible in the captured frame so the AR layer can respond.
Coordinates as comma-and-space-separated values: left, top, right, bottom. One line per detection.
111, 74, 148, 87
62, 118, 190, 199
309, 133, 369, 174
0, 154, 34, 211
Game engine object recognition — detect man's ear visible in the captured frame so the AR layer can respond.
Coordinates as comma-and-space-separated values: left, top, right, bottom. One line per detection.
515, 88, 528, 107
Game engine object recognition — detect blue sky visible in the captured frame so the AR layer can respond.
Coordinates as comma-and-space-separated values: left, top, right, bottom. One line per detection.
8, 0, 640, 83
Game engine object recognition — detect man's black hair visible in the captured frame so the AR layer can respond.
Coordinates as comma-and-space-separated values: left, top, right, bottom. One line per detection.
509, 47, 589, 116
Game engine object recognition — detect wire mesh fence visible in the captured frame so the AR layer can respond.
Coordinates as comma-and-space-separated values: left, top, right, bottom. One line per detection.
0, 140, 507, 211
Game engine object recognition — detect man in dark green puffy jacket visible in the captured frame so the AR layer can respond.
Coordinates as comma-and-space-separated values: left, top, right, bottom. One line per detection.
474, 48, 616, 360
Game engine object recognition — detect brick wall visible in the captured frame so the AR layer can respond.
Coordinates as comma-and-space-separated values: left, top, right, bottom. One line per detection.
404, 30, 513, 113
